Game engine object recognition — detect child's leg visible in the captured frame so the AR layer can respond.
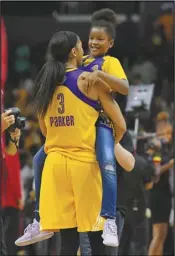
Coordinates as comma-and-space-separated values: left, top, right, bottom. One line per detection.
96, 123, 119, 247
96, 124, 117, 219
33, 145, 47, 221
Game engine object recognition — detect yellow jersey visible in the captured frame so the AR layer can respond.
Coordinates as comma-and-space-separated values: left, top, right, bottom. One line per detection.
82, 55, 127, 133
44, 68, 99, 163
82, 55, 127, 80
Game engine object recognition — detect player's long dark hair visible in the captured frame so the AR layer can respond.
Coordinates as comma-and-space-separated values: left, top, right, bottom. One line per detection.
32, 31, 78, 117
91, 8, 118, 39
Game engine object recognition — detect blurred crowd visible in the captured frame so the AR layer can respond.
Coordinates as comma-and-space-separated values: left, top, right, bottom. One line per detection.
1, 1, 174, 256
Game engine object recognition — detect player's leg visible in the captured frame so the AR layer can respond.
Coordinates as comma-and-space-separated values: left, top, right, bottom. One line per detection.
40, 152, 77, 231
96, 123, 118, 247
88, 231, 106, 255
60, 228, 80, 255
70, 159, 105, 233
70, 159, 107, 253
15, 146, 53, 246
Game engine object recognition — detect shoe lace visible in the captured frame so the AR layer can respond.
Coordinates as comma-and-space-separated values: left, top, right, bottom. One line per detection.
24, 221, 37, 234
106, 220, 117, 236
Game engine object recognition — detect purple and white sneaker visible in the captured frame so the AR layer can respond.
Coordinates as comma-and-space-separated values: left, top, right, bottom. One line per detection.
15, 219, 54, 246
102, 219, 119, 247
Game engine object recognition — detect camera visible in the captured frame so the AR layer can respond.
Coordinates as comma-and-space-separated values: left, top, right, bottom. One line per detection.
5, 107, 26, 132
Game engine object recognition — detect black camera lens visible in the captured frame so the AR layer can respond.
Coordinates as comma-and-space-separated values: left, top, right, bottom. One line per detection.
19, 117, 26, 129
16, 117, 26, 129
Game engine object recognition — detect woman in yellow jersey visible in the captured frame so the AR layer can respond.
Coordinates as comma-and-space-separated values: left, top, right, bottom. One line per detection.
15, 9, 135, 250
15, 9, 134, 249
31, 30, 126, 255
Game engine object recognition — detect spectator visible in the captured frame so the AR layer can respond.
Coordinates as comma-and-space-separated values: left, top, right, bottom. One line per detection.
20, 152, 34, 204
118, 147, 155, 255
148, 112, 173, 256
2, 130, 22, 255
154, 7, 173, 42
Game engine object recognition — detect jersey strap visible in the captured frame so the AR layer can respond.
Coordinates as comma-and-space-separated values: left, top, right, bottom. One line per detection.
64, 69, 99, 110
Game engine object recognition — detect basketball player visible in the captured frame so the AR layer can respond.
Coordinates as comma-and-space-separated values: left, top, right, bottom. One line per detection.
34, 30, 126, 254
15, 9, 131, 248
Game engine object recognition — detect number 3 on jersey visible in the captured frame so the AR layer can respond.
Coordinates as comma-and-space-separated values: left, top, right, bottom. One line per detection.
57, 93, 65, 114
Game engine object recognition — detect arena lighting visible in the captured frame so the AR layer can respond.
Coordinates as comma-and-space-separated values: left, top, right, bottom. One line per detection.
52, 11, 140, 24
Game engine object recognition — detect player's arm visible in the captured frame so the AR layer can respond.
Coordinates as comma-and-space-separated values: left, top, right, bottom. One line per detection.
95, 78, 127, 143
96, 70, 129, 95
100, 57, 129, 95
38, 116, 47, 137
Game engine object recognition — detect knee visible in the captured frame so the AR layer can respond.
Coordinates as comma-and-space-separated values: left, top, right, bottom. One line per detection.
102, 162, 116, 175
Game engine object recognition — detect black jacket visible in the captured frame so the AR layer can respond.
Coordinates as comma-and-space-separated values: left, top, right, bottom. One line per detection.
117, 131, 155, 214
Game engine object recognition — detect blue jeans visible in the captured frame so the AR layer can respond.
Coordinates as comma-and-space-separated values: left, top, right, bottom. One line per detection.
80, 233, 91, 256
33, 145, 46, 221
96, 124, 117, 218
33, 124, 117, 220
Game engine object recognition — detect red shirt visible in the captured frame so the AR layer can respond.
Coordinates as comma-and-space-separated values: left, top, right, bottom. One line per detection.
2, 152, 22, 209
1, 90, 5, 158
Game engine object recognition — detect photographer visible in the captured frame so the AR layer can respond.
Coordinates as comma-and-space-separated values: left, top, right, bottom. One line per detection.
1, 109, 22, 256
1, 110, 21, 149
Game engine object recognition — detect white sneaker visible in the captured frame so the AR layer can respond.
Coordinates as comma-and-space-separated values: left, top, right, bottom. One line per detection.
102, 219, 119, 247
15, 219, 54, 246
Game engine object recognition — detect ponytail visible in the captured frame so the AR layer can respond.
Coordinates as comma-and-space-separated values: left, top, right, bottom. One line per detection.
32, 31, 78, 118
32, 58, 65, 118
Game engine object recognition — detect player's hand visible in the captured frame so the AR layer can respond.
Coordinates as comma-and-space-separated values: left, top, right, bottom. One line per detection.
1, 110, 15, 132
10, 128, 21, 143
80, 70, 99, 93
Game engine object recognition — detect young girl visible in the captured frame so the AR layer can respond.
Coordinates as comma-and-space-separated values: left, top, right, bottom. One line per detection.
16, 9, 135, 248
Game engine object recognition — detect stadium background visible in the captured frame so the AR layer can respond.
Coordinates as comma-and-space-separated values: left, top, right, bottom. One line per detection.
1, 1, 174, 255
